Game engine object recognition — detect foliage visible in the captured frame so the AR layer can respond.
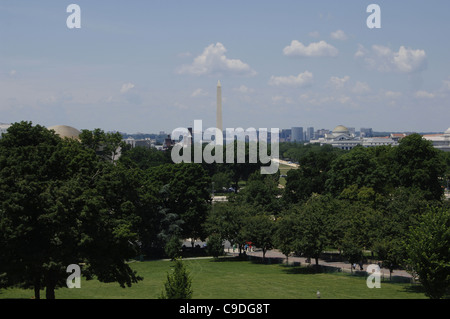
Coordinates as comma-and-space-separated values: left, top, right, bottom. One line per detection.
405, 207, 450, 299
234, 171, 281, 214
293, 195, 334, 265
165, 236, 182, 260
206, 233, 225, 258
159, 258, 193, 299
242, 215, 275, 260
284, 144, 341, 203
391, 134, 446, 201
0, 122, 142, 299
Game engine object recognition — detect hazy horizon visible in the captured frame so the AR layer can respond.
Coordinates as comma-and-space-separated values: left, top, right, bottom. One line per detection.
1, 1, 450, 134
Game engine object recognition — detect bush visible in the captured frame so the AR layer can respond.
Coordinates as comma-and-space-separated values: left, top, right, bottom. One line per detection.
159, 258, 193, 299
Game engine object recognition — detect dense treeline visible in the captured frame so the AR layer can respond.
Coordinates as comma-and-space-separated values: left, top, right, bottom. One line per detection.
206, 135, 450, 299
0, 122, 449, 299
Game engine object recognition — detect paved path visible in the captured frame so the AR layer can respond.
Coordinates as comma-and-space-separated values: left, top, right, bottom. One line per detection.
225, 248, 414, 280
184, 239, 414, 280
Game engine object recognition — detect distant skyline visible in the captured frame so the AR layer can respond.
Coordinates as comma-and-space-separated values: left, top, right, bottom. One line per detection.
1, 1, 450, 133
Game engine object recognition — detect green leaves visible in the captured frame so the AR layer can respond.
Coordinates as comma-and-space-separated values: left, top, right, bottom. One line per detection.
405, 207, 450, 299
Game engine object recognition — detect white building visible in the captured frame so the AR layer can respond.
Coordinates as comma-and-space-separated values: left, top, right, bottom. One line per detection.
310, 125, 398, 150
0, 123, 11, 138
423, 128, 450, 152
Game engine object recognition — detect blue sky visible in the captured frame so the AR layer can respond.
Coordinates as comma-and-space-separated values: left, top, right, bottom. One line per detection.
1, 1, 450, 133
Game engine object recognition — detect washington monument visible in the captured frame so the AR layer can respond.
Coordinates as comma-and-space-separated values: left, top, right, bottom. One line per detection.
216, 80, 222, 133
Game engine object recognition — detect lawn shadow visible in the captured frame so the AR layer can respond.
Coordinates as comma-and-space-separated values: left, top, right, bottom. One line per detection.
281, 263, 337, 275
209, 255, 248, 263
400, 283, 427, 295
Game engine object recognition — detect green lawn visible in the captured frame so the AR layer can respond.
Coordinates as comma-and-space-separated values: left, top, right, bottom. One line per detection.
0, 257, 426, 299
279, 163, 297, 186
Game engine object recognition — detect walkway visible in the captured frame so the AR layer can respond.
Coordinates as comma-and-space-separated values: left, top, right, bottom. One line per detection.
226, 248, 414, 281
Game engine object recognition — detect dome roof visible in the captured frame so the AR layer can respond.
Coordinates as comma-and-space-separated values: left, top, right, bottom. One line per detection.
48, 125, 81, 140
444, 128, 450, 136
332, 125, 350, 135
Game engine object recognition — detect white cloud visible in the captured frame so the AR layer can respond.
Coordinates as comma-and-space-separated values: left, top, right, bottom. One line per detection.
234, 85, 254, 94
283, 40, 339, 57
269, 71, 313, 87
351, 81, 371, 94
415, 90, 435, 99
330, 30, 348, 41
355, 45, 427, 73
120, 83, 135, 93
191, 88, 208, 97
393, 46, 427, 73
177, 42, 256, 76
384, 90, 403, 99
271, 95, 294, 104
329, 76, 350, 89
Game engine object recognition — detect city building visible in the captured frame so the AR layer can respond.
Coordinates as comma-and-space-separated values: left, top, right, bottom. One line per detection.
310, 125, 398, 150
306, 127, 315, 141
423, 128, 450, 152
315, 128, 331, 139
291, 127, 304, 142
360, 127, 373, 137
280, 129, 291, 142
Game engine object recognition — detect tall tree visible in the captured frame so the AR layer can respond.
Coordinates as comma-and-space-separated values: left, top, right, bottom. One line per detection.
242, 215, 275, 261
284, 144, 342, 203
392, 133, 445, 201
405, 207, 450, 299
0, 122, 141, 299
294, 195, 335, 266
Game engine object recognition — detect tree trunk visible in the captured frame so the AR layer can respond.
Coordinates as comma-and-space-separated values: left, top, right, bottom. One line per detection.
315, 257, 319, 266
45, 271, 56, 299
34, 279, 41, 300
46, 285, 55, 299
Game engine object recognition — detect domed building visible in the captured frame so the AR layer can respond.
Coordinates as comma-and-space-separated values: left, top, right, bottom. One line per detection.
310, 124, 398, 150
332, 125, 350, 136
48, 125, 81, 140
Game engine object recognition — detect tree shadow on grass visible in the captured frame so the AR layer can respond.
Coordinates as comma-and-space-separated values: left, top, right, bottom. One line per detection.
281, 264, 327, 275
401, 283, 427, 295
209, 256, 248, 263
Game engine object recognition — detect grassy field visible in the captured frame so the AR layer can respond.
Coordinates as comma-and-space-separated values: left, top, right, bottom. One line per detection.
278, 163, 297, 186
0, 257, 426, 299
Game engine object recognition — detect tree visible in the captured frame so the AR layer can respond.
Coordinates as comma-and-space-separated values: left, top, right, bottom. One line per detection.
204, 202, 251, 255
284, 144, 341, 203
119, 145, 170, 170
0, 122, 142, 299
146, 163, 212, 242
235, 172, 281, 214
274, 214, 300, 262
242, 215, 275, 261
206, 233, 224, 258
165, 236, 182, 260
294, 195, 334, 266
392, 133, 446, 201
79, 128, 125, 163
405, 207, 450, 299
326, 146, 388, 196
160, 258, 193, 299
